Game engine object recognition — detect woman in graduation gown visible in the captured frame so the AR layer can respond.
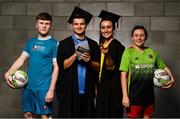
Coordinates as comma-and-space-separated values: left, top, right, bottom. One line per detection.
96, 10, 125, 118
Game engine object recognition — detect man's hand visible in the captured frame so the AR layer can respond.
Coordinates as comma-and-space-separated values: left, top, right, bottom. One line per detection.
45, 89, 54, 103
81, 53, 91, 62
4, 73, 15, 89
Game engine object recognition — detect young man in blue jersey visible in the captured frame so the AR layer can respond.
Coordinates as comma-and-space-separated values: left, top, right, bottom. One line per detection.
4, 13, 59, 119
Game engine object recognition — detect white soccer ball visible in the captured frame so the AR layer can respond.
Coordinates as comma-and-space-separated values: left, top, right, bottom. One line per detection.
11, 70, 28, 88
153, 69, 170, 87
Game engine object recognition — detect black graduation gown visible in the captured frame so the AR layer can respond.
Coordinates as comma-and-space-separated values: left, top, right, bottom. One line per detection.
96, 39, 125, 118
56, 36, 99, 118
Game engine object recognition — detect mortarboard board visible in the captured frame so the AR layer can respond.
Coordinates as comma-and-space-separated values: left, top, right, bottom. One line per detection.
98, 10, 121, 28
68, 7, 93, 24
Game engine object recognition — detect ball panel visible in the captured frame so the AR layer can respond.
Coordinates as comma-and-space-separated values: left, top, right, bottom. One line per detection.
153, 69, 170, 88
153, 77, 163, 87
11, 70, 28, 89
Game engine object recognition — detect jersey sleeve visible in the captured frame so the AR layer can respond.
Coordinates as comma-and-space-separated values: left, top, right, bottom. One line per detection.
23, 39, 30, 55
155, 51, 166, 69
119, 49, 130, 72
52, 40, 59, 61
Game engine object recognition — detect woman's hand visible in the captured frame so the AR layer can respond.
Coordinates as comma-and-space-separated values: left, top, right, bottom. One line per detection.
100, 44, 109, 54
122, 95, 130, 108
162, 80, 174, 88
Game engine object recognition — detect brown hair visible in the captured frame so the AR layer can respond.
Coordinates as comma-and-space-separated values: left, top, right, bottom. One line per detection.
36, 12, 52, 22
131, 25, 148, 40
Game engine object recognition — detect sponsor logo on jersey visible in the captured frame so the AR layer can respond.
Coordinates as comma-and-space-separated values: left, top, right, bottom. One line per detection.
32, 45, 45, 52
135, 64, 154, 69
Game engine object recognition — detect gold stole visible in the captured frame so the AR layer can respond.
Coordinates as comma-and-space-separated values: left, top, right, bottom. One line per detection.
99, 39, 112, 82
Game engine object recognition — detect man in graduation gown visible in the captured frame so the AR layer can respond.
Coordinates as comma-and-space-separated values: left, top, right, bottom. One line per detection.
56, 7, 100, 118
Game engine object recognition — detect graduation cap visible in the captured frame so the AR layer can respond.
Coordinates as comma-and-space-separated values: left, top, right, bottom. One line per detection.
98, 10, 121, 44
68, 7, 93, 24
98, 10, 121, 28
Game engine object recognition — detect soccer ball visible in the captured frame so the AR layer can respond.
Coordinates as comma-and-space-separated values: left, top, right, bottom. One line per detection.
153, 69, 170, 87
11, 70, 28, 88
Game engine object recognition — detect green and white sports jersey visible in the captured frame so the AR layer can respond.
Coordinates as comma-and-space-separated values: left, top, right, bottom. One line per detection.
120, 47, 166, 105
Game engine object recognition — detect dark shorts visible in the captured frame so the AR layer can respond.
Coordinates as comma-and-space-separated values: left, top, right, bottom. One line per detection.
22, 88, 52, 115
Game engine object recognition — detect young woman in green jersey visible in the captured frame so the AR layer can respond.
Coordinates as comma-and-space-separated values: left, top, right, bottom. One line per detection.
120, 25, 175, 118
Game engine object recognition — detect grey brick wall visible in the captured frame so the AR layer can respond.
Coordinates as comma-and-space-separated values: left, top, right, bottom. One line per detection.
0, 16, 13, 29
134, 2, 164, 16
0, 0, 180, 118
1, 3, 26, 15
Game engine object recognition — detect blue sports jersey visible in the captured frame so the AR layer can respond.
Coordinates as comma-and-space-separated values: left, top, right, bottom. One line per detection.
23, 36, 58, 90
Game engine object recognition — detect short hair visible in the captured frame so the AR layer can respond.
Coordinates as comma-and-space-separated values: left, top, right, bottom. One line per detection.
131, 25, 148, 40
72, 14, 87, 23
36, 12, 52, 22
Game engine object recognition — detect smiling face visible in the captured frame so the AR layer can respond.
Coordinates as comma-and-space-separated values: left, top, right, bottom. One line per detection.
100, 20, 114, 40
36, 19, 51, 37
132, 29, 146, 48
72, 18, 87, 37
